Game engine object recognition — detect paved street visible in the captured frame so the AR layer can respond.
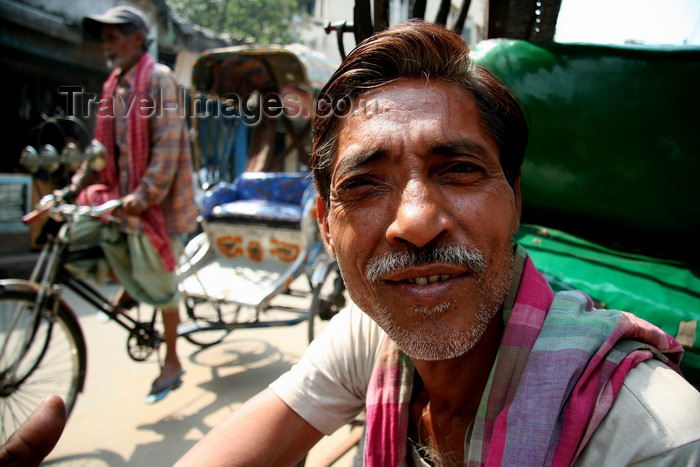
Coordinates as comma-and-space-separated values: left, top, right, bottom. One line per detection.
42, 281, 358, 466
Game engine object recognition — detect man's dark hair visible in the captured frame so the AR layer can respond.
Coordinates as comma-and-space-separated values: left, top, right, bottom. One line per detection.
117, 23, 150, 52
311, 20, 529, 206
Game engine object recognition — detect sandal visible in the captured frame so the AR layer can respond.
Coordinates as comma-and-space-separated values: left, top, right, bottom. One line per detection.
144, 370, 185, 404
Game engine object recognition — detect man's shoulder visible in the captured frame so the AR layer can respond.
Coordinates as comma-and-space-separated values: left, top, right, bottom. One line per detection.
149, 63, 178, 86
147, 63, 182, 103
619, 359, 699, 441
151, 63, 175, 78
577, 359, 700, 465
151, 62, 175, 75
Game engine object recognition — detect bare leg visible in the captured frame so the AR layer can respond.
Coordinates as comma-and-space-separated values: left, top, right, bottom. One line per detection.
156, 309, 183, 385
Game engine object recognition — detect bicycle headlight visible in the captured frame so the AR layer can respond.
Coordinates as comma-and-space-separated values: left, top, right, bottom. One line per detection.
61, 142, 82, 171
40, 144, 60, 172
20, 145, 40, 173
85, 139, 107, 171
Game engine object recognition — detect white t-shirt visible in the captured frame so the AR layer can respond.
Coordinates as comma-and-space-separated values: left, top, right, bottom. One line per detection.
270, 304, 700, 465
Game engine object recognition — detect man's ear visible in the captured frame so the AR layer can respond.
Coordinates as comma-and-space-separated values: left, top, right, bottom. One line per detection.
512, 176, 522, 235
316, 196, 336, 258
132, 29, 145, 49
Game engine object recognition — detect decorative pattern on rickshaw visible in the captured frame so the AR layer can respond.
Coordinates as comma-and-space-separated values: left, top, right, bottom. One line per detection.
210, 55, 275, 98
247, 241, 264, 263
216, 235, 244, 258
193, 44, 337, 98
270, 237, 300, 263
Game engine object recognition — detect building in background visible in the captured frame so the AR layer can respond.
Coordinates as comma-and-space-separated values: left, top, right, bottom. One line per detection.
0, 0, 228, 174
0, 0, 229, 252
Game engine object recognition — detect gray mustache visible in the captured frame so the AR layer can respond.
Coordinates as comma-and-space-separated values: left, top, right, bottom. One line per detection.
365, 244, 486, 282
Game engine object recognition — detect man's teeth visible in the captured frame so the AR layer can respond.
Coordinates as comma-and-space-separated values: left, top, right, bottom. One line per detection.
407, 274, 454, 285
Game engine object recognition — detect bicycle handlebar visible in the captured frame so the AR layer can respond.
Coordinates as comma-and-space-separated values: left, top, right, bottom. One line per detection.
21, 206, 51, 225
22, 195, 123, 226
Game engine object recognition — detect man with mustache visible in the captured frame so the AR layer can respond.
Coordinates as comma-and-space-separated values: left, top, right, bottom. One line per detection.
176, 21, 699, 466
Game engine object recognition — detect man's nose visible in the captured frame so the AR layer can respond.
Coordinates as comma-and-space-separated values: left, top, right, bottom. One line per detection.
385, 180, 454, 248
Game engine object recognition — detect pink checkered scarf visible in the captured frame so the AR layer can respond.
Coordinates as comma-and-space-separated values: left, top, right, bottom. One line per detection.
364, 248, 684, 466
94, 53, 176, 271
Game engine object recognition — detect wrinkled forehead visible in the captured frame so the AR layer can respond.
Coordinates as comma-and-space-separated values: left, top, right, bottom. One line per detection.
346, 79, 476, 121
335, 79, 488, 157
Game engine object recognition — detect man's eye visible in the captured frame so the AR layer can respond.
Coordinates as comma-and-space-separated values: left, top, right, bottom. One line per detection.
338, 177, 372, 191
450, 162, 480, 173
435, 161, 486, 185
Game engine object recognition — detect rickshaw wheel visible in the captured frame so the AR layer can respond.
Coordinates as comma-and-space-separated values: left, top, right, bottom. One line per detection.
308, 264, 345, 344
181, 296, 235, 347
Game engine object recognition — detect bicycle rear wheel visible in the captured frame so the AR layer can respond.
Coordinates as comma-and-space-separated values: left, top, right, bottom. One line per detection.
0, 287, 87, 443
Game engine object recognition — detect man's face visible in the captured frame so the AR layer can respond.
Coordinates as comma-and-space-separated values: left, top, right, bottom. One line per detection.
100, 24, 142, 71
317, 79, 521, 361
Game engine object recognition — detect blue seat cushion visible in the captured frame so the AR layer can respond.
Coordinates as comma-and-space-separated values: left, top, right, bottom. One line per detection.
211, 199, 303, 227
202, 172, 313, 222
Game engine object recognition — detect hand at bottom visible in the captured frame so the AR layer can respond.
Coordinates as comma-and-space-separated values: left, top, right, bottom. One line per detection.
0, 394, 66, 467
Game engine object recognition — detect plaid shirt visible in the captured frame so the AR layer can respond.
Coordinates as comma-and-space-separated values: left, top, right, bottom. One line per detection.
111, 62, 197, 236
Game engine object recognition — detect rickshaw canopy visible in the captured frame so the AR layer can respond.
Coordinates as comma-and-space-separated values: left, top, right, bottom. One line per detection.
189, 44, 337, 183
192, 43, 337, 98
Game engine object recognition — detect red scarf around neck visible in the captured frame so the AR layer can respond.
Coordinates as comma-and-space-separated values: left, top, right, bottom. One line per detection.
94, 53, 176, 271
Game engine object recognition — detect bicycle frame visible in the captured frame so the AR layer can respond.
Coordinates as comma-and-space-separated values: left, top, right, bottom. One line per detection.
56, 257, 162, 353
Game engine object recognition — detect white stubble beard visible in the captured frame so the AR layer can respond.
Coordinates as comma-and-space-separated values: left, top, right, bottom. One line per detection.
347, 243, 514, 361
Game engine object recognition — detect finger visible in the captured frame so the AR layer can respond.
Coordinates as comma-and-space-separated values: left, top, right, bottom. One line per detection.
0, 395, 67, 467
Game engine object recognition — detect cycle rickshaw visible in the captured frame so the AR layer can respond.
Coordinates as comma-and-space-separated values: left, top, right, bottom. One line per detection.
179, 43, 344, 348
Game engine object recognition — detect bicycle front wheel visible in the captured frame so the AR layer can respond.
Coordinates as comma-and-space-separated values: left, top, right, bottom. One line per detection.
0, 287, 87, 443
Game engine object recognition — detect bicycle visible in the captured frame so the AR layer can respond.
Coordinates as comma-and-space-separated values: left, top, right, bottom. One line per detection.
0, 195, 170, 442
0, 187, 345, 443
